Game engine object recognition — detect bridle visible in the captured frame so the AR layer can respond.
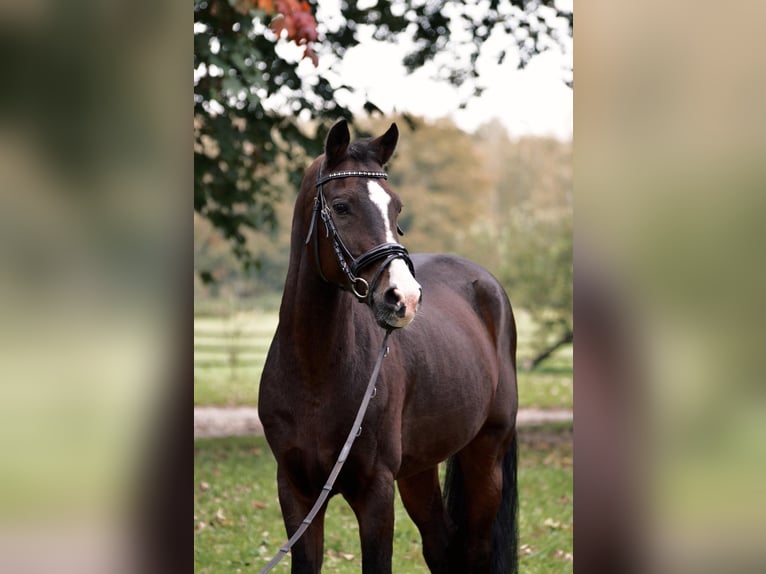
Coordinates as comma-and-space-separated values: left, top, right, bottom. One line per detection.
304, 165, 415, 303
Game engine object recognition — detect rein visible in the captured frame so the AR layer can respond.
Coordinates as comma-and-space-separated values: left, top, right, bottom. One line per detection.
304, 167, 414, 302
257, 328, 393, 574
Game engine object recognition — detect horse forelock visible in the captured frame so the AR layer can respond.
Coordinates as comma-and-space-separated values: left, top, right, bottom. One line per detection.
324, 137, 384, 171
347, 139, 381, 166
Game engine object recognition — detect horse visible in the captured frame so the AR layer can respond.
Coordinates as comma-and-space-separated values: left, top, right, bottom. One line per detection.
258, 119, 519, 574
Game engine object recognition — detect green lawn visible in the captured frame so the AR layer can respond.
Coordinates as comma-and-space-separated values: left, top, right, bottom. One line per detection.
194, 311, 278, 407
194, 308, 572, 410
517, 343, 573, 410
194, 426, 572, 573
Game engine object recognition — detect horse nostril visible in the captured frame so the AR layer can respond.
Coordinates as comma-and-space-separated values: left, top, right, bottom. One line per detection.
384, 287, 400, 308
418, 289, 423, 305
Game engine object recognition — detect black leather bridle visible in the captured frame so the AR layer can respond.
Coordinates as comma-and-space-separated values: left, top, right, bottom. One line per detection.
304, 166, 415, 304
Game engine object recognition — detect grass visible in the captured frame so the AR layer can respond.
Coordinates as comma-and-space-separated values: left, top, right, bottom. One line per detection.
194, 308, 572, 410
194, 426, 572, 573
194, 311, 278, 407
517, 344, 573, 410
194, 305, 573, 572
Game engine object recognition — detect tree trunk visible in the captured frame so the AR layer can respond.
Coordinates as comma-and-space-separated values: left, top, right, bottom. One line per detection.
525, 329, 573, 370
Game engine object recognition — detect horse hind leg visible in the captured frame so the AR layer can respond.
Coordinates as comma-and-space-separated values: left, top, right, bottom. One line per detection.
444, 450, 499, 573
397, 467, 452, 574
443, 430, 518, 574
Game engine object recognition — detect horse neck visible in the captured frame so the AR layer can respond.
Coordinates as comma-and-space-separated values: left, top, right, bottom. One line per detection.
277, 161, 366, 373
277, 247, 359, 371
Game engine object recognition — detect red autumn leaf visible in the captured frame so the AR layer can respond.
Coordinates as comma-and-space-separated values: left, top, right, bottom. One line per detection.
254, 0, 275, 12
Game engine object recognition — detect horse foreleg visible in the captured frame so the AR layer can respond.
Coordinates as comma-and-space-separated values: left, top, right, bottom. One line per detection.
345, 472, 396, 574
397, 467, 452, 574
276, 467, 327, 574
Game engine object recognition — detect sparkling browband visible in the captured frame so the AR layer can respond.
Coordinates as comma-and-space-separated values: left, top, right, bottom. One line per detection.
316, 170, 388, 187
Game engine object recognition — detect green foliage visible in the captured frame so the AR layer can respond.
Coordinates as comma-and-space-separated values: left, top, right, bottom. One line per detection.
194, 0, 572, 272
484, 208, 573, 365
468, 130, 573, 366
194, 0, 331, 270
378, 116, 493, 254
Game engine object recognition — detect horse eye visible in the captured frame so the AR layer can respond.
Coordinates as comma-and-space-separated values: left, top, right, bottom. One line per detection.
332, 202, 350, 215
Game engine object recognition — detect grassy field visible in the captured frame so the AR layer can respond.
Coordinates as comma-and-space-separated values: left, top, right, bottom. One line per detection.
194, 308, 572, 410
194, 425, 573, 573
194, 304, 573, 572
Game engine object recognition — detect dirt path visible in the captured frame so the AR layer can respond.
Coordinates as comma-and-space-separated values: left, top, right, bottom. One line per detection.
194, 406, 572, 439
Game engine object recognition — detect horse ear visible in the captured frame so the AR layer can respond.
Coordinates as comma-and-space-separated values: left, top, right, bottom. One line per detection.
325, 119, 350, 167
371, 123, 399, 166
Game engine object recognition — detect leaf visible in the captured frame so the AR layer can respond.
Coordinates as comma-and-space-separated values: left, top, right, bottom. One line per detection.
543, 517, 564, 529
363, 101, 384, 116
214, 507, 230, 526
520, 543, 535, 556
222, 76, 243, 96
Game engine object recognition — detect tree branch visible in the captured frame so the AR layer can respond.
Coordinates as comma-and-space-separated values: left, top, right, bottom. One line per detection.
525, 329, 573, 370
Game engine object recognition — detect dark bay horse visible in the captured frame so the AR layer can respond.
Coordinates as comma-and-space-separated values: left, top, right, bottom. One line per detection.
258, 120, 518, 574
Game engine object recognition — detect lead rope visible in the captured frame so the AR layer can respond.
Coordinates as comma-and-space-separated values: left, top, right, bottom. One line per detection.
257, 328, 393, 574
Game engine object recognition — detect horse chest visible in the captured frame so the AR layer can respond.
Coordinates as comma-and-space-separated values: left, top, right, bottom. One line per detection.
276, 400, 389, 497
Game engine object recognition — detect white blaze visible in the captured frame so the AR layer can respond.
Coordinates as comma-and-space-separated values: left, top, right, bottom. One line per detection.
367, 181, 397, 243
367, 181, 421, 319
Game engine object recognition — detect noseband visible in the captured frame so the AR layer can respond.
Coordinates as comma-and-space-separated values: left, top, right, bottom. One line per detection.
304, 167, 415, 303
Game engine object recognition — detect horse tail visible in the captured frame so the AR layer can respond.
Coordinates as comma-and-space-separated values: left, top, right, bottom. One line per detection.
443, 432, 518, 574
491, 432, 518, 574
443, 454, 468, 571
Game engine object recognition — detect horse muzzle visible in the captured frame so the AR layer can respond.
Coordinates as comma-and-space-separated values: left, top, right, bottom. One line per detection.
372, 258, 422, 329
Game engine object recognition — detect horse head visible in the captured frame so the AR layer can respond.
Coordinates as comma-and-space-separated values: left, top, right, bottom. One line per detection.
302, 119, 422, 329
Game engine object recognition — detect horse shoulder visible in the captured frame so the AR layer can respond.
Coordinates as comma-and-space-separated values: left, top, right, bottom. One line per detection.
258, 330, 299, 437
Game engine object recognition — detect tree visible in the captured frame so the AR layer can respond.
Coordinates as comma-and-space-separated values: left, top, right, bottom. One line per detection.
470, 130, 573, 369
372, 116, 493, 255
504, 208, 572, 369
194, 0, 573, 272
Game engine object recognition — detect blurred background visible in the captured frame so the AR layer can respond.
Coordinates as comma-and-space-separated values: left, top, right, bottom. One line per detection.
1, 0, 765, 573
193, 1, 573, 572
0, 0, 188, 572
576, 1, 766, 572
